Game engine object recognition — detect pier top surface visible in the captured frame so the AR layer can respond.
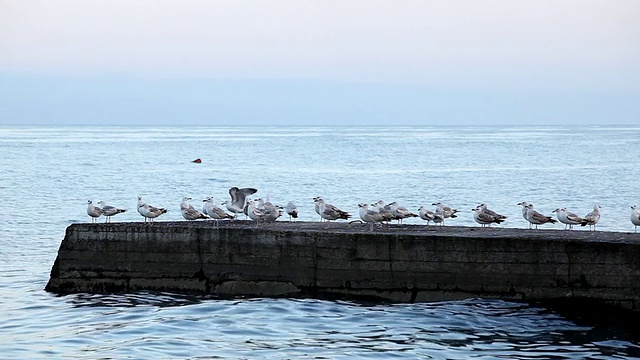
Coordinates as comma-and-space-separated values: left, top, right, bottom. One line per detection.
70, 220, 640, 244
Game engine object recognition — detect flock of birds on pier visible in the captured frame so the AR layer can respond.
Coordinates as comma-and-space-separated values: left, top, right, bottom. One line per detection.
86, 186, 640, 233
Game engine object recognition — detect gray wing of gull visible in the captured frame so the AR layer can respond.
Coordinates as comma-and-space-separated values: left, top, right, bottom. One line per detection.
369, 210, 384, 221
530, 210, 551, 223
147, 205, 165, 213
476, 212, 497, 223
229, 187, 258, 208
566, 212, 584, 222
422, 211, 436, 220
324, 204, 342, 214
212, 206, 233, 219
482, 208, 506, 219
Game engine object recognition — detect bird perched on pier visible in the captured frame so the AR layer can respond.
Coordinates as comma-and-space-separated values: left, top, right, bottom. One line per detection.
202, 197, 234, 226
417, 206, 440, 226
521, 203, 556, 229
97, 201, 126, 223
432, 202, 458, 225
285, 202, 298, 221
259, 199, 282, 223
358, 203, 385, 231
631, 205, 640, 233
371, 200, 395, 223
86, 200, 103, 223
226, 187, 258, 219
247, 199, 266, 226
476, 203, 507, 222
581, 204, 601, 231
314, 197, 351, 222
472, 206, 505, 227
388, 201, 418, 224
552, 208, 584, 230
517, 201, 531, 227
180, 197, 208, 221
137, 196, 168, 224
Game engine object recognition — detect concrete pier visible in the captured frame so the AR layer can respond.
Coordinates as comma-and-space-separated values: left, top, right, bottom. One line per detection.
46, 221, 640, 311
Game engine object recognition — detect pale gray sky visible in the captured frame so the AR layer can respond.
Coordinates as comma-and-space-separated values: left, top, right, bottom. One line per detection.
1, 0, 638, 125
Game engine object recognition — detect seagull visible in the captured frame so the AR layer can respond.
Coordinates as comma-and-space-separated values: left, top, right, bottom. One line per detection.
260, 199, 282, 223
631, 205, 640, 233
285, 202, 298, 222
432, 202, 458, 225
247, 199, 266, 227
472, 206, 506, 227
314, 197, 351, 222
477, 203, 507, 222
371, 200, 395, 223
97, 201, 126, 223
552, 208, 584, 230
86, 200, 103, 223
581, 204, 601, 231
388, 201, 418, 224
203, 197, 234, 226
137, 196, 168, 224
523, 203, 556, 229
226, 187, 258, 219
517, 202, 532, 228
432, 212, 445, 226
418, 205, 437, 226
179, 197, 208, 221
358, 203, 385, 231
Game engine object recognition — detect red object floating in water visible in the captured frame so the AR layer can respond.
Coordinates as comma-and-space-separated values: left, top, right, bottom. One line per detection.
192, 158, 202, 163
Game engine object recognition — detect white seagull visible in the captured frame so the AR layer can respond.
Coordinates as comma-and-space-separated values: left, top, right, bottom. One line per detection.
432, 202, 458, 225
631, 205, 640, 233
552, 208, 584, 230
388, 201, 418, 224
418, 206, 438, 226
203, 197, 234, 226
580, 204, 601, 231
517, 202, 532, 228
137, 196, 168, 224
86, 200, 103, 223
358, 203, 385, 231
247, 199, 266, 226
97, 201, 126, 223
369, 200, 394, 223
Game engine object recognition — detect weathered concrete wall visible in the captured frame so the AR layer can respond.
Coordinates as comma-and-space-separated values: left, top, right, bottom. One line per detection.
46, 221, 640, 310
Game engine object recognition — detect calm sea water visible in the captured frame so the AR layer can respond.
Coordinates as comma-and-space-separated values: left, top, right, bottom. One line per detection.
1, 125, 639, 358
